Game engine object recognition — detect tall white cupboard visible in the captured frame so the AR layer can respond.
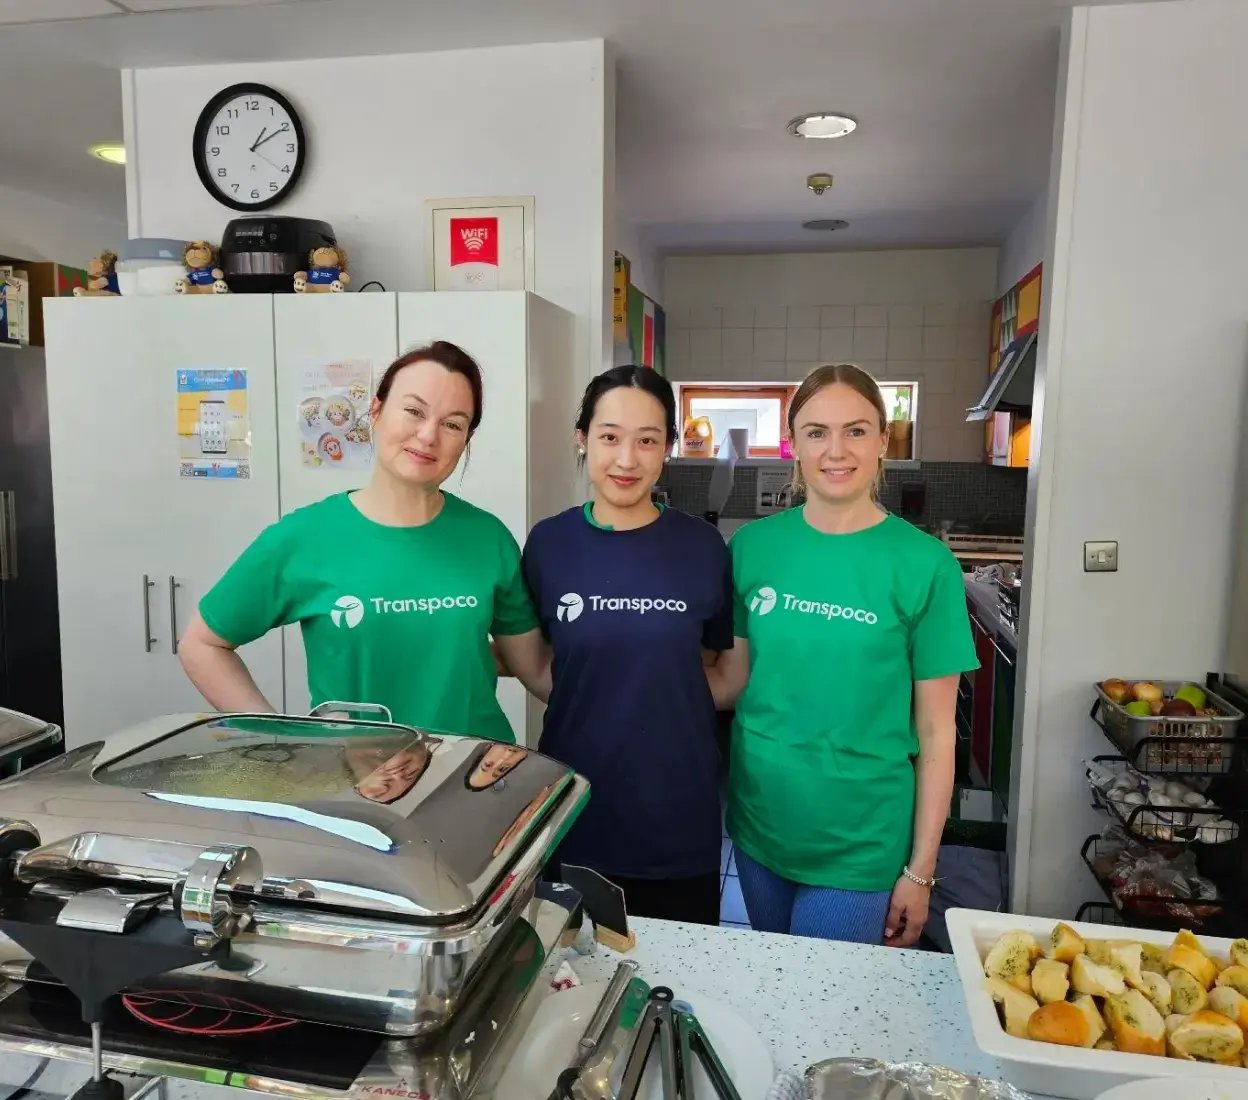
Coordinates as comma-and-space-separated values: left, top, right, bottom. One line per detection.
43, 292, 576, 748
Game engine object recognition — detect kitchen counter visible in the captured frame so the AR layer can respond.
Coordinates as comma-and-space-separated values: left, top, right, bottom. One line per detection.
1, 920, 1007, 1099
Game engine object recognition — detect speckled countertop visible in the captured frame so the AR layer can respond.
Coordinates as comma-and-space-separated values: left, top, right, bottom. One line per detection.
574, 917, 1006, 1080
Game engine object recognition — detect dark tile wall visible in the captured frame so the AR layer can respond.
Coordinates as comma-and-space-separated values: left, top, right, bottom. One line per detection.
660, 460, 1027, 533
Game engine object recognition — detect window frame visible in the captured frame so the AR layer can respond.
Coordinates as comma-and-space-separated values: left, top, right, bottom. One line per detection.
678, 383, 797, 458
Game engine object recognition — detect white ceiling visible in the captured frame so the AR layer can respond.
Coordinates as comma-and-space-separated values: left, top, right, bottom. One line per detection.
0, 0, 1156, 253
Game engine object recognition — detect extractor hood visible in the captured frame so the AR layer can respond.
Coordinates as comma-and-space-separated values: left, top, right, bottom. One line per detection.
966, 331, 1037, 422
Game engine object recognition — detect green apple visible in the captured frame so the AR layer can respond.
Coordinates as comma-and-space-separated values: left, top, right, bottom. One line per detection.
1125, 700, 1153, 717
1175, 683, 1207, 710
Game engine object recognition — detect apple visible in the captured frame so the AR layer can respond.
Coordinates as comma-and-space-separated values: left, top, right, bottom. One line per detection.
1102, 678, 1133, 705
1161, 698, 1197, 717
1125, 701, 1153, 717
1132, 681, 1164, 705
1175, 683, 1208, 710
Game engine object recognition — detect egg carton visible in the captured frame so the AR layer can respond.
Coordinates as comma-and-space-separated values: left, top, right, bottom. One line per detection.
1084, 755, 1240, 844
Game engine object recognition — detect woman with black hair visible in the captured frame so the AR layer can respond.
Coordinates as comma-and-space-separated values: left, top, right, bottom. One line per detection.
516, 366, 734, 925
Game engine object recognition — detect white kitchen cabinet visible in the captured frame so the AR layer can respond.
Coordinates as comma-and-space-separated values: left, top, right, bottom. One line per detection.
273, 293, 399, 716
398, 292, 579, 742
44, 296, 284, 748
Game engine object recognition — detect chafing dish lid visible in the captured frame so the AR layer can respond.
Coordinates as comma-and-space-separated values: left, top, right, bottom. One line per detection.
4, 714, 579, 924
0, 707, 58, 750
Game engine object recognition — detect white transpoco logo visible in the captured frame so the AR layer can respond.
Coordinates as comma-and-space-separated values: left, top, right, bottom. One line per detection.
750, 584, 879, 626
556, 591, 688, 622
330, 595, 365, 629
750, 586, 778, 616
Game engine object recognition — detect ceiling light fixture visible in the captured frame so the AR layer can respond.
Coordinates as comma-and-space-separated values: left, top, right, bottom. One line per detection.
787, 113, 857, 140
806, 173, 834, 195
802, 219, 849, 232
90, 144, 126, 166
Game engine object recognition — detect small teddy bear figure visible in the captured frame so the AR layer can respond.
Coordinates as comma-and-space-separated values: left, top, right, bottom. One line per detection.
175, 241, 227, 296
294, 244, 350, 294
73, 251, 120, 297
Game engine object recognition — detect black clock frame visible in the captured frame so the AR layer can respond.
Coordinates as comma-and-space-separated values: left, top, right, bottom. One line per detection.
192, 82, 306, 212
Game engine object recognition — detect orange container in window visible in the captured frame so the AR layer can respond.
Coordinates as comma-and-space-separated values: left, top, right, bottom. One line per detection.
682, 416, 714, 457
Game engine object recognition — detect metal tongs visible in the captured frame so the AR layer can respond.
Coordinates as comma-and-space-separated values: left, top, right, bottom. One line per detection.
617, 986, 744, 1100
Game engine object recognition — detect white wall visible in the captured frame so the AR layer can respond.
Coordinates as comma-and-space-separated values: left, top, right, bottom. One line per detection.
997, 191, 1048, 298
123, 40, 610, 386
0, 182, 125, 267
614, 218, 662, 303
663, 249, 998, 461
1014, 0, 1248, 918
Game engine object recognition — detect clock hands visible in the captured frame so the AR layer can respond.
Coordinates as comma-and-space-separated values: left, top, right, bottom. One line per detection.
249, 126, 268, 152
252, 123, 289, 151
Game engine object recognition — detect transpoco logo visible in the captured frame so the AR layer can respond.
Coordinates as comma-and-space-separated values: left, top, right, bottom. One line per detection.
330, 595, 365, 629
556, 591, 687, 622
749, 586, 778, 616
556, 593, 585, 623
750, 585, 879, 626
328, 593, 480, 628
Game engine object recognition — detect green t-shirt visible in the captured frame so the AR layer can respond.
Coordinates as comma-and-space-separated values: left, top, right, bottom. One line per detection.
199, 491, 538, 742
727, 509, 978, 890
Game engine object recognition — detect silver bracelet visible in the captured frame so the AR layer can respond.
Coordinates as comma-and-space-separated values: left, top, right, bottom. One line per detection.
902, 865, 936, 888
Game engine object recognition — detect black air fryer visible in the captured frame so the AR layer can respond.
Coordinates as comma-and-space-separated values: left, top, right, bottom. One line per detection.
218, 216, 337, 294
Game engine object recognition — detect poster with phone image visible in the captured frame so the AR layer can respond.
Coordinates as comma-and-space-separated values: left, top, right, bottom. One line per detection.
297, 359, 373, 470
176, 369, 250, 479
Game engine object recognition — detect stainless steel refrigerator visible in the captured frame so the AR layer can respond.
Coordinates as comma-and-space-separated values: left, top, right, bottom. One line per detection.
0, 346, 64, 735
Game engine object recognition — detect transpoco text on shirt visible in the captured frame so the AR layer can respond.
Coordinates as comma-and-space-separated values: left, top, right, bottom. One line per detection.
555, 591, 687, 622
328, 593, 478, 628
749, 585, 878, 625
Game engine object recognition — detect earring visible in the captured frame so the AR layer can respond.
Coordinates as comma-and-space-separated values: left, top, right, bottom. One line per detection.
578, 448, 586, 456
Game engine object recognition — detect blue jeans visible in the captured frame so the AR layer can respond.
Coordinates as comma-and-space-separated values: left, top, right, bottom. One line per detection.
735, 848, 891, 944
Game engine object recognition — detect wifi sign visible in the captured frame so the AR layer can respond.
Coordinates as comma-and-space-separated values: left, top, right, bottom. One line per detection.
449, 216, 500, 267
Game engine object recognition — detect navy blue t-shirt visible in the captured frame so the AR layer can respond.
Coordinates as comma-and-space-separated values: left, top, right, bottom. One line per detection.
522, 505, 733, 879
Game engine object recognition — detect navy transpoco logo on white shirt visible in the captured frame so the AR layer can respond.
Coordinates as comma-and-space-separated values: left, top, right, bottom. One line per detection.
557, 593, 585, 622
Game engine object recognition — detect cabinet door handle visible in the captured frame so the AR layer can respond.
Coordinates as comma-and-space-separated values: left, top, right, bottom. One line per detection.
142, 575, 157, 652
169, 576, 181, 655
990, 634, 1015, 668
0, 491, 16, 582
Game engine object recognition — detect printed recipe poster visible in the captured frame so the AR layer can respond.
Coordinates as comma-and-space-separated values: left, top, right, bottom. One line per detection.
176, 369, 251, 479
297, 359, 374, 470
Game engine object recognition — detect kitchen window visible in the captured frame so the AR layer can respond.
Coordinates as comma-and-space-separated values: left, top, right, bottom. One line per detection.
677, 381, 919, 459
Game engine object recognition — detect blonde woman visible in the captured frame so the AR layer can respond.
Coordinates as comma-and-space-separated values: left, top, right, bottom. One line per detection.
708, 364, 976, 946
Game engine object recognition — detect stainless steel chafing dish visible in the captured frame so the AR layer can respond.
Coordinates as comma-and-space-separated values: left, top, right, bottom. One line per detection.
0, 711, 590, 1038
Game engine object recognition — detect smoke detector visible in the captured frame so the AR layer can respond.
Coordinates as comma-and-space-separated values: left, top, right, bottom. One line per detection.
787, 113, 857, 140
802, 219, 849, 232
806, 173, 834, 195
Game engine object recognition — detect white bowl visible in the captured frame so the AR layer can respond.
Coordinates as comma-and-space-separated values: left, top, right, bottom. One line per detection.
947, 907, 1245, 1100
1096, 1077, 1248, 1100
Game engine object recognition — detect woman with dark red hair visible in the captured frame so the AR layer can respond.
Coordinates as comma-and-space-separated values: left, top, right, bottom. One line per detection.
179, 341, 548, 742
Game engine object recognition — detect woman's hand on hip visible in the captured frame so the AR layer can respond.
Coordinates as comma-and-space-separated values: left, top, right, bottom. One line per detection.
884, 874, 930, 948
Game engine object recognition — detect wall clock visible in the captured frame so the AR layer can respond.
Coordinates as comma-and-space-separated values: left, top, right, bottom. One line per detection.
193, 83, 306, 211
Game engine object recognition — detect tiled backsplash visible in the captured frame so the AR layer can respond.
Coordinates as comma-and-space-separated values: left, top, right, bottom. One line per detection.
666, 302, 993, 464
661, 460, 1027, 532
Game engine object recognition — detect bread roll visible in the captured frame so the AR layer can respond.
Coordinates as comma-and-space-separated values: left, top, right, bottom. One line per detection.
1031, 959, 1070, 1005
1216, 964, 1248, 998
1168, 942, 1217, 990
1132, 970, 1173, 1016
1009, 973, 1034, 996
1140, 942, 1169, 975
1046, 921, 1086, 964
1103, 989, 1166, 1056
1111, 942, 1145, 989
1168, 967, 1210, 1014
984, 976, 1040, 1039
1072, 953, 1128, 997
1072, 994, 1107, 1048
1094, 1037, 1116, 1051
1168, 1009, 1245, 1063
1164, 1013, 1187, 1036
984, 931, 1041, 981
1028, 1001, 1093, 1047
1209, 985, 1248, 1029
1229, 938, 1248, 970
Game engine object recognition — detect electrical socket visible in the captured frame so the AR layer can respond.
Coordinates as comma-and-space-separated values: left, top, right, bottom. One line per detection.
1084, 541, 1118, 572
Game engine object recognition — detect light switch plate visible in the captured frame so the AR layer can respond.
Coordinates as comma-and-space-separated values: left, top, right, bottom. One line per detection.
1084, 540, 1118, 572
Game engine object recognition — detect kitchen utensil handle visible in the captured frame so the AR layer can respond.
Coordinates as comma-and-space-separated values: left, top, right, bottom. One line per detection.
0, 491, 15, 581
990, 634, 1014, 667
578, 960, 640, 1060
142, 575, 156, 652
168, 576, 181, 655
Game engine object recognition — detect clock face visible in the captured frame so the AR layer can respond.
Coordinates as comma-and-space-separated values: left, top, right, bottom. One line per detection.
193, 83, 305, 211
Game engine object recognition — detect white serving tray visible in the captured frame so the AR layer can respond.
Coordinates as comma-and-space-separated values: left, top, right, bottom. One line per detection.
947, 907, 1246, 1100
